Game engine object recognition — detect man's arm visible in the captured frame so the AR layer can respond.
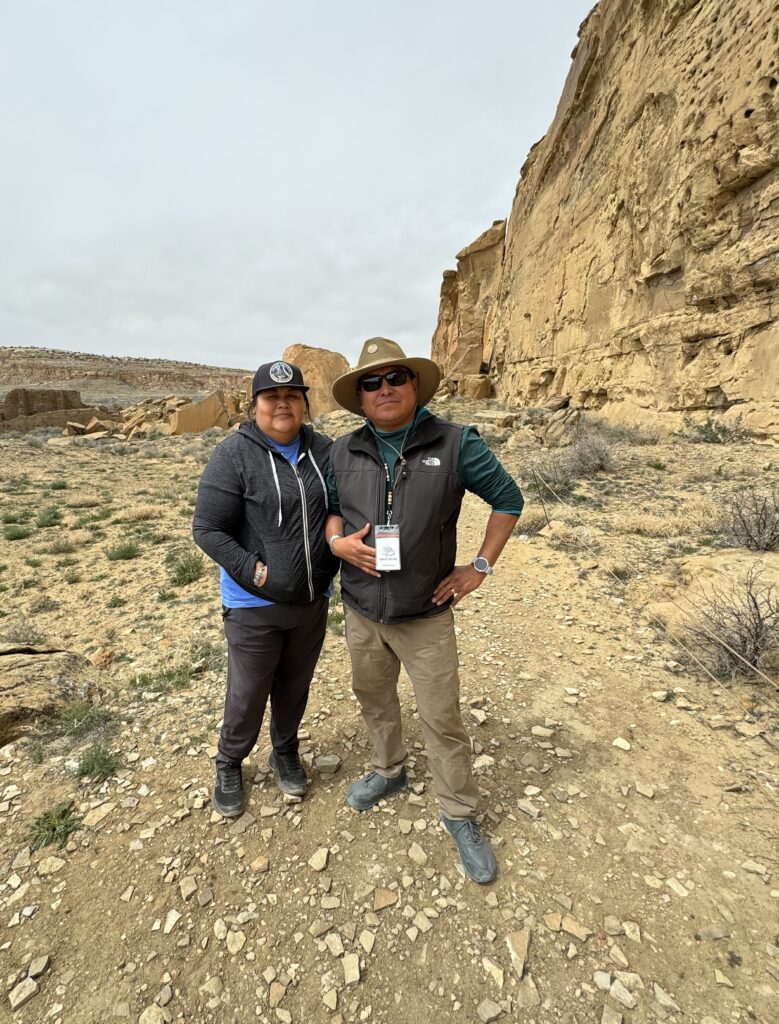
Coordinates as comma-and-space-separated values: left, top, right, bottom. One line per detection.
432, 427, 523, 607
325, 514, 381, 578
432, 511, 518, 607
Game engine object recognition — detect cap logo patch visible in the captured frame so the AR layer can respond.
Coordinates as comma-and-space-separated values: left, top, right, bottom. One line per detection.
270, 362, 294, 383
367, 343, 378, 353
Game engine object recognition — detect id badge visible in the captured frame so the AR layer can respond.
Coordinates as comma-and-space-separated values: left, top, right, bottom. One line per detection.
374, 524, 401, 572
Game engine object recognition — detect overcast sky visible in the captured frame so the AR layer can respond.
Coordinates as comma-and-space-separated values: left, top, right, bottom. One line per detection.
0, 1, 593, 370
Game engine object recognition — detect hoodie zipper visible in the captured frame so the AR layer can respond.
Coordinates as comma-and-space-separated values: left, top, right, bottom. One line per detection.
293, 454, 315, 602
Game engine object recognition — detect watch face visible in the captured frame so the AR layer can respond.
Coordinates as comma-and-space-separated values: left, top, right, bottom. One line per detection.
474, 557, 489, 572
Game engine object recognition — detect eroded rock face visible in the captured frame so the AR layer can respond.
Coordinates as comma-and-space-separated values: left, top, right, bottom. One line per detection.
282, 344, 349, 418
0, 646, 95, 744
434, 1, 779, 435
431, 221, 505, 382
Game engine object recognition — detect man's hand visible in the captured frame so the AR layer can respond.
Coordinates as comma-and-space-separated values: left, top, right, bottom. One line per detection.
432, 564, 486, 608
332, 523, 381, 578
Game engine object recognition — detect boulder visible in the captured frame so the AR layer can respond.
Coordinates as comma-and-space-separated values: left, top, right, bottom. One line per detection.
0, 645, 96, 744
169, 391, 230, 435
282, 344, 350, 418
459, 375, 492, 400
536, 407, 581, 444
84, 417, 120, 434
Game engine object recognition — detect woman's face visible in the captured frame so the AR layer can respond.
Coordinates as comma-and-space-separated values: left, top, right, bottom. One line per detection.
253, 387, 306, 443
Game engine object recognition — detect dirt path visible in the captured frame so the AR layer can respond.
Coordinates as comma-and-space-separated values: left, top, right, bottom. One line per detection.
1, 421, 777, 1024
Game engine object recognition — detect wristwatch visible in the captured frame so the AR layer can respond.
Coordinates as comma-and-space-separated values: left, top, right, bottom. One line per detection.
252, 563, 267, 587
472, 556, 494, 576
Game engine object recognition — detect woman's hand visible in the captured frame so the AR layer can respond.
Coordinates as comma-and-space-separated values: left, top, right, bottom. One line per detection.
432, 564, 485, 608
253, 561, 268, 588
332, 523, 380, 578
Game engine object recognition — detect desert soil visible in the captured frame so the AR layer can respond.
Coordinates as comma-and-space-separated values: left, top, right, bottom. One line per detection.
0, 401, 777, 1024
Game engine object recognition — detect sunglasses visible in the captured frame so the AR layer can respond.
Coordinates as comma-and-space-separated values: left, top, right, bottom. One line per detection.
358, 368, 415, 392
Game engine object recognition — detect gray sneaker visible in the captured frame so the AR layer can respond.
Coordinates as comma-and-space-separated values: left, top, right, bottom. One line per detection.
346, 769, 409, 811
441, 815, 497, 884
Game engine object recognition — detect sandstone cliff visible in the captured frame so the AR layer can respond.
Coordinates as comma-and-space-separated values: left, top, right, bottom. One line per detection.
431, 0, 779, 436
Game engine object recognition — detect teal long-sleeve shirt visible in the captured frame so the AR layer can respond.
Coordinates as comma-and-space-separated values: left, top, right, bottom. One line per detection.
325, 408, 523, 519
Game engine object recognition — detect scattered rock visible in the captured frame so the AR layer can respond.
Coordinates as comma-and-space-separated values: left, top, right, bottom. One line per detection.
561, 915, 592, 942
308, 847, 329, 872
506, 928, 531, 979
9, 978, 39, 1010
477, 997, 503, 1022
342, 953, 361, 985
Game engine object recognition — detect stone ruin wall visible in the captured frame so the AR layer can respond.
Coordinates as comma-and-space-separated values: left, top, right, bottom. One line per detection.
431, 0, 779, 436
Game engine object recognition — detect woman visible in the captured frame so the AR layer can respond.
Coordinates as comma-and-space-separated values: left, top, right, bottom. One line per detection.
193, 361, 338, 817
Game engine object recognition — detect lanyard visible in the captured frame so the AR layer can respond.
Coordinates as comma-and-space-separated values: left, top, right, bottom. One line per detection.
381, 426, 412, 525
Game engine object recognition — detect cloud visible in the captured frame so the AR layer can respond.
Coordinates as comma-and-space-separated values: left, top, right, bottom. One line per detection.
0, 0, 593, 367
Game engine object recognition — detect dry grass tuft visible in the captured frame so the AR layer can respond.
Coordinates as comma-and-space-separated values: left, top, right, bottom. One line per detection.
124, 504, 163, 522
621, 497, 719, 539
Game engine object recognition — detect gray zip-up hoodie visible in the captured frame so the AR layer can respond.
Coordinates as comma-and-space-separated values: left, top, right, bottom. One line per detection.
192, 422, 338, 604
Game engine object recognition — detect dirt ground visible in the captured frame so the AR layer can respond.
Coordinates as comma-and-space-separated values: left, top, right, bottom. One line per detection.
1, 402, 777, 1024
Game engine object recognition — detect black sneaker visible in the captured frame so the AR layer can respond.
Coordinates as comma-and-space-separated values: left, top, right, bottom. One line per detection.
213, 761, 245, 817
268, 750, 308, 798
441, 815, 497, 884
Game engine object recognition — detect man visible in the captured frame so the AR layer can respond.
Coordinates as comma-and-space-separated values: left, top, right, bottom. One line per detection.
325, 337, 523, 884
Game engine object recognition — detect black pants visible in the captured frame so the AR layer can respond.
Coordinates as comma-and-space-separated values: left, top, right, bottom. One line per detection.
217, 597, 329, 767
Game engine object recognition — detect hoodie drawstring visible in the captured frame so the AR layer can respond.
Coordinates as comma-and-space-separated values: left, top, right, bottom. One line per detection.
307, 451, 329, 513
268, 451, 283, 526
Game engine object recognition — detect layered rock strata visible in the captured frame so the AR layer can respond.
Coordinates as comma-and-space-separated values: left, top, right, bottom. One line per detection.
432, 0, 779, 436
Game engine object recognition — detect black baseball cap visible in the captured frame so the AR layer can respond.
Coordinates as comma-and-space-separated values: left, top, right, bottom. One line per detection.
252, 361, 309, 396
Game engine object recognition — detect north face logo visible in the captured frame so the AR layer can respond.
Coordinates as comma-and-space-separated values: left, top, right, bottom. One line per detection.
422, 457, 441, 467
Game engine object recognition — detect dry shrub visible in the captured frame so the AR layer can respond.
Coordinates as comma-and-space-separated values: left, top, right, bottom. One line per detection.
566, 432, 616, 476
723, 488, 779, 552
684, 565, 779, 679
579, 415, 661, 446
525, 453, 574, 502
514, 508, 549, 537
545, 522, 599, 551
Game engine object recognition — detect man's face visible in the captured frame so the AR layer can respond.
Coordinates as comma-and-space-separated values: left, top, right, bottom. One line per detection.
357, 364, 419, 431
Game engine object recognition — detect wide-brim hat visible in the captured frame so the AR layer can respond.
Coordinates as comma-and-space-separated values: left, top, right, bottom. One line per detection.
332, 337, 441, 416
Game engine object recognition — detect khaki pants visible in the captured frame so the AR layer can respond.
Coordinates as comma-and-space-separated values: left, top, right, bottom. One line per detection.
344, 605, 479, 820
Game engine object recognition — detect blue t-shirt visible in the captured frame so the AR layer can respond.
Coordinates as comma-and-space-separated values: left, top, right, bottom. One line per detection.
220, 435, 301, 608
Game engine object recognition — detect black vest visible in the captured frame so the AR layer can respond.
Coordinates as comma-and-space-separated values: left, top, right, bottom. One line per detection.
331, 414, 465, 624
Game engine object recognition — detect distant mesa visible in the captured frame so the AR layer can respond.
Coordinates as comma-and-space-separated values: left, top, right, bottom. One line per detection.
0, 344, 352, 438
